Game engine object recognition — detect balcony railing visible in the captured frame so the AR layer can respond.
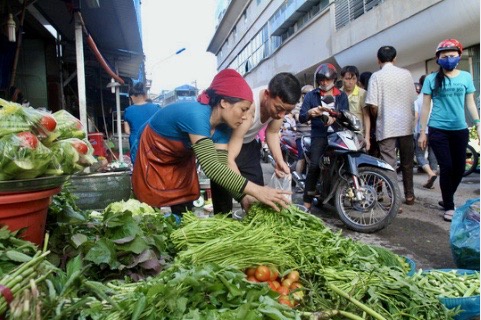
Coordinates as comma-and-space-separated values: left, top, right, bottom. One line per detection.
335, 0, 385, 30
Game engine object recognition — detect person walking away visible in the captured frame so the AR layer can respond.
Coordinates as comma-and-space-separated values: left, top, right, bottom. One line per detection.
340, 66, 367, 132
299, 63, 349, 211
124, 82, 160, 164
364, 46, 417, 212
132, 69, 291, 216
413, 75, 438, 189
418, 39, 480, 222
211, 73, 302, 214
291, 85, 314, 192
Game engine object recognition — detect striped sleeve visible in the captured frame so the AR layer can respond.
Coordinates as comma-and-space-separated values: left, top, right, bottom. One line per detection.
192, 138, 248, 196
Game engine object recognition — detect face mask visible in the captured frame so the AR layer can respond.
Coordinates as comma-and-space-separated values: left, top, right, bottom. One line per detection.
437, 56, 461, 71
320, 83, 334, 91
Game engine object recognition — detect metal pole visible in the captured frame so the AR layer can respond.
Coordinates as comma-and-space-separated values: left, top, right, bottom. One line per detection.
115, 86, 123, 162
75, 13, 88, 135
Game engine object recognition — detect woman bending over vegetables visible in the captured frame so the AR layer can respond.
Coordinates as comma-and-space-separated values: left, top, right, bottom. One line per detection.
132, 69, 291, 215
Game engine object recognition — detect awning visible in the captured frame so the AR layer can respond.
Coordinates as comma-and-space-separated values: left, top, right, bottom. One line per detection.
31, 0, 144, 79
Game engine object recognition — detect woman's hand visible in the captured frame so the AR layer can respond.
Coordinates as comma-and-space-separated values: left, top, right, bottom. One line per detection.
418, 131, 428, 150
246, 184, 291, 212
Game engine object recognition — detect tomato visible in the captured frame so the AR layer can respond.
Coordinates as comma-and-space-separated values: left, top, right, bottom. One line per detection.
75, 120, 83, 130
17, 132, 39, 149
278, 295, 293, 308
246, 275, 259, 282
268, 280, 281, 291
269, 267, 279, 281
281, 278, 293, 289
290, 282, 303, 291
277, 286, 289, 296
40, 115, 57, 132
255, 265, 271, 282
72, 140, 88, 154
287, 270, 300, 283
245, 267, 257, 277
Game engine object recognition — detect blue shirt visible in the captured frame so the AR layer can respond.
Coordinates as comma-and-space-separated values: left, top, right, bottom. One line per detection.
299, 88, 349, 138
124, 102, 160, 147
423, 71, 476, 131
148, 100, 232, 148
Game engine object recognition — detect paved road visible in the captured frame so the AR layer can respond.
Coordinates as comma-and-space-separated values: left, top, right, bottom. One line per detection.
257, 163, 480, 270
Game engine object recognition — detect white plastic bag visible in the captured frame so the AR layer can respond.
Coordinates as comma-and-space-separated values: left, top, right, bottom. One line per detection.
267, 172, 292, 202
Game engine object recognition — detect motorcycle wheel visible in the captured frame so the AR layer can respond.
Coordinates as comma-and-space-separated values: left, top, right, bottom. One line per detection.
463, 144, 478, 177
335, 167, 401, 233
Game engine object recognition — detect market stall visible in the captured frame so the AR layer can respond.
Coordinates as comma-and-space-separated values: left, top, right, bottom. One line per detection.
0, 195, 479, 319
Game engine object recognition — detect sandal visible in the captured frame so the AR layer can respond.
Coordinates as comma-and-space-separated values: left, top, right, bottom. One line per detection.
443, 210, 455, 222
423, 175, 437, 189
405, 196, 415, 205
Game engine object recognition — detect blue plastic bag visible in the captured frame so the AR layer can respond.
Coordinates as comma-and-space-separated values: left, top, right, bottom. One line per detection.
450, 198, 480, 270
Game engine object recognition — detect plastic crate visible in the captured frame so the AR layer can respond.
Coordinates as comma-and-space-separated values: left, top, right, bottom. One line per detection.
404, 256, 416, 276
425, 269, 480, 320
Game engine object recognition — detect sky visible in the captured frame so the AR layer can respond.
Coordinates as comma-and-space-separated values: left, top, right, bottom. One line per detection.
141, 0, 218, 94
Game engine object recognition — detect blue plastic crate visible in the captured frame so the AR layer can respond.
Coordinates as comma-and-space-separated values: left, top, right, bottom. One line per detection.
424, 269, 480, 320
404, 256, 416, 277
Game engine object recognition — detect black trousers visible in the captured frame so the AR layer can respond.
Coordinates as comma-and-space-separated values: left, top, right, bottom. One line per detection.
170, 202, 193, 215
428, 127, 469, 211
303, 136, 328, 204
211, 139, 264, 214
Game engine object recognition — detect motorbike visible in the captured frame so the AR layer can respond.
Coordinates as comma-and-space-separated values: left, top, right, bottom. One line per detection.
279, 128, 306, 191
464, 138, 480, 177
302, 108, 401, 233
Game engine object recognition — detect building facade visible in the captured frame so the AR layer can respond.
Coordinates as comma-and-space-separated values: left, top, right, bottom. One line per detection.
208, 0, 480, 108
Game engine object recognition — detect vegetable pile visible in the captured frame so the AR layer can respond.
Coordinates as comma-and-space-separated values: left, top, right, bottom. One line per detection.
0, 99, 96, 180
0, 196, 479, 319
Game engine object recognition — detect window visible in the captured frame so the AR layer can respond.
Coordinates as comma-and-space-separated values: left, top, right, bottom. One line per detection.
335, 0, 385, 30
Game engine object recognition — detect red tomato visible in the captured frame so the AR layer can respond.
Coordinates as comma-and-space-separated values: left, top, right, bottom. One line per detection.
255, 265, 271, 282
40, 115, 57, 132
281, 278, 294, 289
269, 267, 279, 281
74, 120, 83, 130
17, 132, 39, 149
72, 140, 88, 154
245, 267, 257, 277
277, 286, 289, 296
287, 270, 300, 283
278, 295, 293, 308
268, 280, 281, 291
246, 275, 259, 282
290, 282, 303, 291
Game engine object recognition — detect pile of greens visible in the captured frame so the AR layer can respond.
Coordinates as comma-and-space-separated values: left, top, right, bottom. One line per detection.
0, 198, 471, 319
46, 191, 178, 281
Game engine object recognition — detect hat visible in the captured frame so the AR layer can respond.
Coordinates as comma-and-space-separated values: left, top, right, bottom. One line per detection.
198, 69, 253, 104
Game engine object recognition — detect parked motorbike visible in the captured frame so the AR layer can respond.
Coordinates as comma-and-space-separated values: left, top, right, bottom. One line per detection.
303, 107, 401, 233
464, 139, 480, 177
279, 128, 306, 190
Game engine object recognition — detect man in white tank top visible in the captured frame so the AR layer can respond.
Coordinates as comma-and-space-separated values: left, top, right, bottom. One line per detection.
211, 73, 302, 213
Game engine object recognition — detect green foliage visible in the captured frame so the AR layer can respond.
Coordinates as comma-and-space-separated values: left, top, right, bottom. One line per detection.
46, 192, 179, 281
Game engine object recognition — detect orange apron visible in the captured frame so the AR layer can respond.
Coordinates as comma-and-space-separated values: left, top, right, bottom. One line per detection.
132, 125, 200, 207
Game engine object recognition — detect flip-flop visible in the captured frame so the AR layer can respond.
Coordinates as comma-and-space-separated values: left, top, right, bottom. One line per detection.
444, 210, 455, 222
423, 175, 437, 189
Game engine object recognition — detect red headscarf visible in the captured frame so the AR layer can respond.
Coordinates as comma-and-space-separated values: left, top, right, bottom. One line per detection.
197, 69, 253, 104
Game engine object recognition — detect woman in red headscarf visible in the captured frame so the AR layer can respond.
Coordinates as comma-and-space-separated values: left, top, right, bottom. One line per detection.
132, 69, 291, 214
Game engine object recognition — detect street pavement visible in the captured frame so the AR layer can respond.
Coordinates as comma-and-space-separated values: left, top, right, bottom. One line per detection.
254, 163, 480, 270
